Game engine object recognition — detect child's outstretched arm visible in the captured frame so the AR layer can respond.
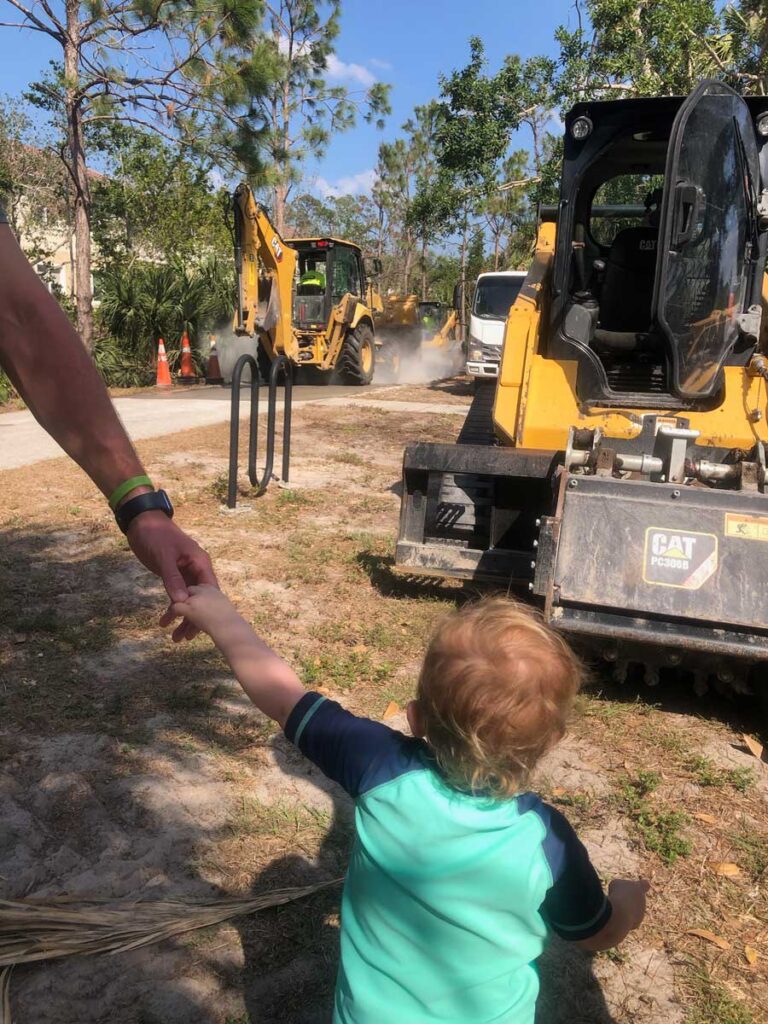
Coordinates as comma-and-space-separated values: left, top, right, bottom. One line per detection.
168, 585, 306, 727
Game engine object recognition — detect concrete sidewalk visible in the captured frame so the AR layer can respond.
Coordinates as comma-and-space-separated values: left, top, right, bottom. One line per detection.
0, 391, 467, 471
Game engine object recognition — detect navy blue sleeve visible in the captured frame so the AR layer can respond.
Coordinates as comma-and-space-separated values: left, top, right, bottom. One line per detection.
519, 795, 612, 941
284, 692, 425, 798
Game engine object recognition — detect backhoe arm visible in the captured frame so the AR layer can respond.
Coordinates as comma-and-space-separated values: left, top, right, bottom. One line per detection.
232, 183, 297, 358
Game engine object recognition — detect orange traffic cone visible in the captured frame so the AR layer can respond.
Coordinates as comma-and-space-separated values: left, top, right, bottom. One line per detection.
179, 331, 196, 382
156, 337, 172, 388
206, 333, 224, 384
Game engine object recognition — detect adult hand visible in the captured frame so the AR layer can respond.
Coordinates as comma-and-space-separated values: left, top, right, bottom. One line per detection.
126, 511, 218, 641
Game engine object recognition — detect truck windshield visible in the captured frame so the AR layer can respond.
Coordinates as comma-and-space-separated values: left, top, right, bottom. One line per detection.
472, 276, 523, 320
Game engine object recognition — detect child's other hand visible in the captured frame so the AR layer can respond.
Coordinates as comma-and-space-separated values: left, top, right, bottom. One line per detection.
161, 584, 240, 639
608, 878, 650, 932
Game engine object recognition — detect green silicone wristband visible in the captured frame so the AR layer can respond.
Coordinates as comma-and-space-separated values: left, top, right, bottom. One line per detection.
108, 475, 153, 510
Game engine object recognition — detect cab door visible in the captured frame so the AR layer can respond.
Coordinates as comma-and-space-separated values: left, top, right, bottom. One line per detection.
653, 80, 762, 399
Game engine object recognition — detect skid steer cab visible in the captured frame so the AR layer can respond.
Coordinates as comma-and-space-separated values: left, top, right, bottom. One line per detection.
396, 80, 768, 698
232, 183, 381, 384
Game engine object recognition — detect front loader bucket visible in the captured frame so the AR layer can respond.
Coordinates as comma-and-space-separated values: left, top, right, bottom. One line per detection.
396, 443, 560, 583
533, 472, 768, 678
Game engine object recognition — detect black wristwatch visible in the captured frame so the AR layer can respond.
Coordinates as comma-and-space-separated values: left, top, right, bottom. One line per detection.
115, 489, 174, 534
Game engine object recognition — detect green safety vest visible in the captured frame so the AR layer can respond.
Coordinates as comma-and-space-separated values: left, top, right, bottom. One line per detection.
301, 270, 326, 289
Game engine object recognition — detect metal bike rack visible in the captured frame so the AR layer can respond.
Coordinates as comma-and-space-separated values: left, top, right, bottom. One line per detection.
227, 353, 292, 508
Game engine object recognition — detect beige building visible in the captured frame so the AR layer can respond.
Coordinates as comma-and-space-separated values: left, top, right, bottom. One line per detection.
5, 145, 103, 298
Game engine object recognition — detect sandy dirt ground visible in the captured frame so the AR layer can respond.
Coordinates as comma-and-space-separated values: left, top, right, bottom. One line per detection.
0, 377, 766, 1024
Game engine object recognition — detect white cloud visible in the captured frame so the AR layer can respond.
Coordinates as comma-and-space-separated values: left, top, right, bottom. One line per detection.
315, 168, 378, 199
325, 53, 376, 89
275, 35, 378, 89
369, 57, 392, 71
207, 167, 228, 190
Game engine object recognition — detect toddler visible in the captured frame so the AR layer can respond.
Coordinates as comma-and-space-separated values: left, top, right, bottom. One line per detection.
169, 588, 648, 1024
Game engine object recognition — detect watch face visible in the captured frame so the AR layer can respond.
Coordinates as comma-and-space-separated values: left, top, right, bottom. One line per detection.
157, 490, 174, 517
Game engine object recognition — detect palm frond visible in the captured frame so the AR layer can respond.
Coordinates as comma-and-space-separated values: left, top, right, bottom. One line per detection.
0, 880, 341, 1024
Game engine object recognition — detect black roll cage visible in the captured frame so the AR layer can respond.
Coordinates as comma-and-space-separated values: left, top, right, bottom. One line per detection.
548, 90, 768, 410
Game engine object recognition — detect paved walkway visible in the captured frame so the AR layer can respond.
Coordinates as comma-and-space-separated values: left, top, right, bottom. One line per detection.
0, 388, 468, 471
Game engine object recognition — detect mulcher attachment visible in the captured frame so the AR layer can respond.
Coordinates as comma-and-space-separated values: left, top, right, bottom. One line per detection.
533, 470, 768, 683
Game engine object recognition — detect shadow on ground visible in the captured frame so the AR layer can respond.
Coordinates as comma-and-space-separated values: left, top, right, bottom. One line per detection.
1, 524, 745, 1023
584, 665, 767, 741
426, 376, 474, 399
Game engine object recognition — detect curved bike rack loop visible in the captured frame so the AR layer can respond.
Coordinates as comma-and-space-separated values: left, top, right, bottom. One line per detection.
227, 353, 292, 508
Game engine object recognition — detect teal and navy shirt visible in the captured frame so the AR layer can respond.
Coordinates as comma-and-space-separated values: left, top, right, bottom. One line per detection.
285, 693, 611, 1024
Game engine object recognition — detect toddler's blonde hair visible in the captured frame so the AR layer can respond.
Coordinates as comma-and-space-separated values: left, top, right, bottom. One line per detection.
417, 597, 584, 797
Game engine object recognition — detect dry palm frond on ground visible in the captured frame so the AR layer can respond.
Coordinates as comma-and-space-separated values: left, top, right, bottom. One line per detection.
0, 880, 341, 1023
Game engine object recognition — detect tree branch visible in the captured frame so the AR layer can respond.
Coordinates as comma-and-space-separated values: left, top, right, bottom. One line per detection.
1, 0, 62, 38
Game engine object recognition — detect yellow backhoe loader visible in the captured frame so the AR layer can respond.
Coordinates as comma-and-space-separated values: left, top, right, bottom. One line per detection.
232, 183, 382, 384
396, 80, 768, 699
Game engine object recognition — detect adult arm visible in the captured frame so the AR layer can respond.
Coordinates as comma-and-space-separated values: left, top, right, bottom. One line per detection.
0, 223, 216, 636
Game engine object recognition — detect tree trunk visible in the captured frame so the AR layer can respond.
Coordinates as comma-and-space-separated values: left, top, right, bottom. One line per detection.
493, 233, 500, 271
65, 0, 93, 350
273, 181, 288, 235
420, 236, 427, 299
459, 210, 468, 338
272, 44, 291, 236
402, 244, 412, 295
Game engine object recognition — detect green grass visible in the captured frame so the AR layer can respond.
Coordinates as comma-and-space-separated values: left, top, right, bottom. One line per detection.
227, 796, 332, 843
332, 451, 367, 467
687, 755, 755, 793
209, 472, 229, 503
685, 973, 756, 1024
615, 772, 692, 863
162, 682, 214, 712
300, 650, 394, 691
550, 791, 592, 813
729, 820, 768, 881
275, 488, 316, 508
12, 608, 113, 652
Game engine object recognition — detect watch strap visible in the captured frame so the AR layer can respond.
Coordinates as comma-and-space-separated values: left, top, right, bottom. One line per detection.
115, 490, 174, 534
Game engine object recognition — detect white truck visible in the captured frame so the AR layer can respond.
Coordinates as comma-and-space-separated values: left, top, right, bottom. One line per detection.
465, 270, 526, 381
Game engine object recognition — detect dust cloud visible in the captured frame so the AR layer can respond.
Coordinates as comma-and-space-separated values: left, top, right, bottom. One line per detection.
374, 332, 464, 386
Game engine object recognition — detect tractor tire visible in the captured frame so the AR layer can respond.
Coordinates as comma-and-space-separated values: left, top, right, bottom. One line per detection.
337, 323, 375, 385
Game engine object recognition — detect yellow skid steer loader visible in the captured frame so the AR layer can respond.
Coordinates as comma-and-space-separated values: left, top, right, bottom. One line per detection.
396, 81, 768, 697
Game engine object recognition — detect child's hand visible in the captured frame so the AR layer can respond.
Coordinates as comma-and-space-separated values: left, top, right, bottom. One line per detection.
162, 584, 241, 641
577, 877, 650, 951
608, 878, 650, 932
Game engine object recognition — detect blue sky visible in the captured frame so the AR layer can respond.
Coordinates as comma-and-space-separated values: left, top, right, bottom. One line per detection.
310, 0, 569, 199
0, 0, 573, 197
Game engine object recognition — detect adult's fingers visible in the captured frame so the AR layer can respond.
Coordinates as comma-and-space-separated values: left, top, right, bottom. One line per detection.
159, 553, 191, 604
179, 551, 219, 589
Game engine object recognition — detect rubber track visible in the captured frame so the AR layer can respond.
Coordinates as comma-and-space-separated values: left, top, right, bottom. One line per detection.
428, 382, 498, 545
457, 381, 497, 446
